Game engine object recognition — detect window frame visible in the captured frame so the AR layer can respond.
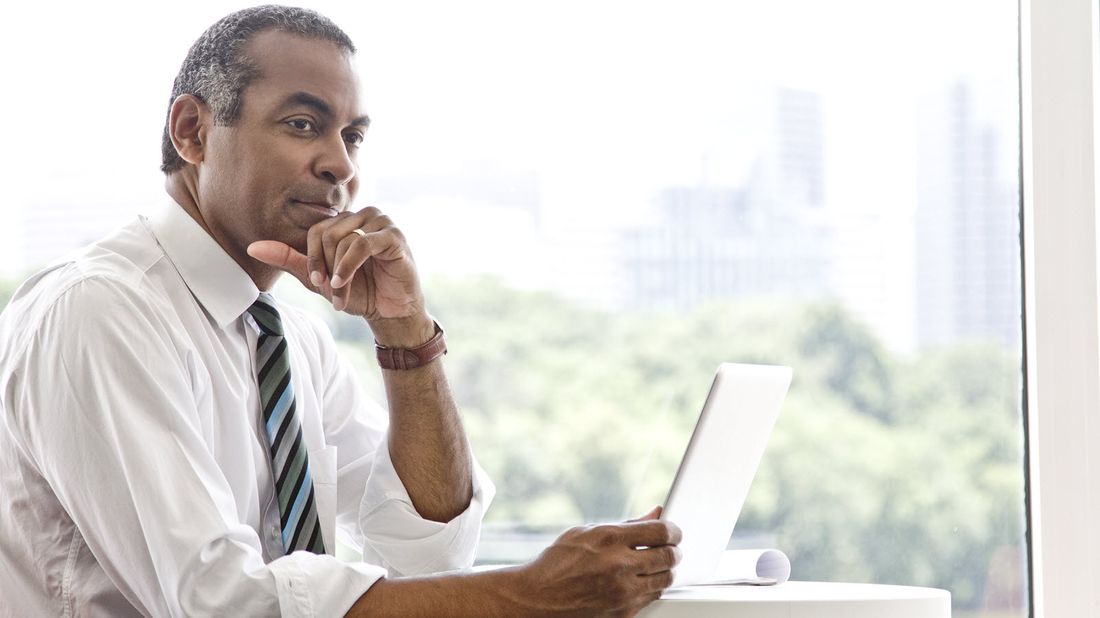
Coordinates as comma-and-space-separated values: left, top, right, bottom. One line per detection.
1021, 0, 1100, 615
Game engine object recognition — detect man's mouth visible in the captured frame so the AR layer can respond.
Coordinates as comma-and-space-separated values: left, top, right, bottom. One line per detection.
292, 200, 339, 218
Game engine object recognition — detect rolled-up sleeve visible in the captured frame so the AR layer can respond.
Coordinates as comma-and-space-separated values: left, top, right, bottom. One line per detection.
359, 436, 495, 575
304, 313, 495, 577
266, 553, 387, 616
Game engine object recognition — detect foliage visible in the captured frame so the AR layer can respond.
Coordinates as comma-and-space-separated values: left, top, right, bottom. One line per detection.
422, 275, 1027, 613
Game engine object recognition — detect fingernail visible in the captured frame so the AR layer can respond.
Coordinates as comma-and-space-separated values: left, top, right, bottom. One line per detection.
331, 274, 345, 288
333, 296, 345, 311
310, 271, 323, 286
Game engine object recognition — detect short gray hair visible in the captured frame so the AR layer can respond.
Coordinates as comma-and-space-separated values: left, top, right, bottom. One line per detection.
160, 5, 356, 174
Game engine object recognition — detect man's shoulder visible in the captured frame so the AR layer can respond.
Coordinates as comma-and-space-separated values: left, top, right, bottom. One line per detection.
17, 219, 161, 297
0, 219, 170, 354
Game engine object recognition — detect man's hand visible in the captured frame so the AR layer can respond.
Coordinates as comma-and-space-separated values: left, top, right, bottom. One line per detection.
349, 507, 682, 617
247, 206, 432, 346
508, 506, 682, 616
251, 206, 470, 521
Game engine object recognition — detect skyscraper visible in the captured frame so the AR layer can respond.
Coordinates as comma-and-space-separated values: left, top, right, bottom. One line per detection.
915, 81, 1021, 349
619, 87, 830, 311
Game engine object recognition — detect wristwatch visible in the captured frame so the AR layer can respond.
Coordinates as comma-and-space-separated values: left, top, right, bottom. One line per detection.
375, 320, 447, 370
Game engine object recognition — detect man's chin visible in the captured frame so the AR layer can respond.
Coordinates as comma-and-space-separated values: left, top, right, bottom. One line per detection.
286, 232, 310, 257
280, 204, 337, 248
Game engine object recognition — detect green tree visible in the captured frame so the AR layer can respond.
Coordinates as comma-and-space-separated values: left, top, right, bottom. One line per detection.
338, 275, 1028, 613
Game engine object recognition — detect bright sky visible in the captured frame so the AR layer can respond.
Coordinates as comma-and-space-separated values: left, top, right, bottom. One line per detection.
0, 0, 1017, 351
0, 0, 1014, 211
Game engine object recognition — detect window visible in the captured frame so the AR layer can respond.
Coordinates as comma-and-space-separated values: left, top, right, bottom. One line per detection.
0, 2, 1029, 616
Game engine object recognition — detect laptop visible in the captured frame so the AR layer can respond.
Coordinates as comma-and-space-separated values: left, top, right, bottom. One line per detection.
659, 363, 792, 587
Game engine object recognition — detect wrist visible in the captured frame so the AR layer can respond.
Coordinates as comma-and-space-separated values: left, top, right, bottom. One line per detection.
374, 317, 447, 371
487, 566, 545, 616
368, 313, 435, 348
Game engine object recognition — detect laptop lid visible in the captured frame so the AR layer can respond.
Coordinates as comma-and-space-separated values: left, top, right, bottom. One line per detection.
660, 363, 792, 587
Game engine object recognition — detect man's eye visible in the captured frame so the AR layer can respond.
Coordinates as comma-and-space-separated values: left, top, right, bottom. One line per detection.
344, 132, 364, 147
288, 119, 315, 132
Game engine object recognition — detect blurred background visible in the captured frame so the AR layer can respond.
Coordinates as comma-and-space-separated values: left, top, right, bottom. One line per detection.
0, 1, 1024, 616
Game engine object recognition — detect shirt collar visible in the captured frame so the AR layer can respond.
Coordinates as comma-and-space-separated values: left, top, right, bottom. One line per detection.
147, 199, 260, 328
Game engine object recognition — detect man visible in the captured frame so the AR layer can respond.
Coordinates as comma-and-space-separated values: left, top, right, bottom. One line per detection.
0, 5, 680, 616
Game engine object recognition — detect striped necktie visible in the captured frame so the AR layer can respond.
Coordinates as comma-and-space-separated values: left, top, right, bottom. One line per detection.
247, 293, 326, 555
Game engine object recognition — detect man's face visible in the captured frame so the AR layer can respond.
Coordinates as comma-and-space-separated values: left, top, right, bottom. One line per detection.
197, 29, 367, 255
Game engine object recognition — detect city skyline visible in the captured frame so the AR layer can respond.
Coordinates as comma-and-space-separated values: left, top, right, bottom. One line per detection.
0, 1, 1019, 356
0, 77, 1021, 357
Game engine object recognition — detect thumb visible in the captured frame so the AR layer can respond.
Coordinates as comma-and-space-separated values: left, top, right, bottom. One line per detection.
626, 505, 663, 523
247, 240, 311, 287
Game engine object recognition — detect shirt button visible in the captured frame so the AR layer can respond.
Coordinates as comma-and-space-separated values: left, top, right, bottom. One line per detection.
269, 525, 280, 540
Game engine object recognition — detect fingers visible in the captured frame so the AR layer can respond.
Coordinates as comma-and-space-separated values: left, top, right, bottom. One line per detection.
331, 215, 399, 285
297, 206, 405, 312
618, 547, 678, 609
324, 209, 385, 284
304, 206, 390, 289
310, 215, 356, 290
637, 570, 676, 595
633, 544, 682, 576
610, 519, 683, 549
329, 234, 360, 312
306, 221, 329, 288
332, 228, 404, 285
624, 549, 678, 607
588, 520, 682, 580
530, 522, 679, 617
330, 232, 404, 312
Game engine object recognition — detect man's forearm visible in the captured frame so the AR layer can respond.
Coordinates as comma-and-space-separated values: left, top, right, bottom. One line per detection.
380, 352, 473, 523
347, 568, 529, 617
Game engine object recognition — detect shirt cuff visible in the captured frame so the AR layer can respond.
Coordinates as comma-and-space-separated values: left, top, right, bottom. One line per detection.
358, 440, 496, 576
268, 552, 386, 618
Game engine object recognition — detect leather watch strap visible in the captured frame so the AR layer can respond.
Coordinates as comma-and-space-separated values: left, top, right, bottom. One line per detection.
375, 321, 447, 370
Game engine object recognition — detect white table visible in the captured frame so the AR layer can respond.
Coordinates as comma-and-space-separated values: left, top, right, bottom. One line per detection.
638, 581, 951, 617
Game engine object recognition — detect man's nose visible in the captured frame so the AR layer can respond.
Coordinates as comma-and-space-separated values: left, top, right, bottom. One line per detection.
316, 134, 356, 185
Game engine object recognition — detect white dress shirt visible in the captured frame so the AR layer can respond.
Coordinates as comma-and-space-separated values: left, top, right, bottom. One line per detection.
0, 201, 494, 617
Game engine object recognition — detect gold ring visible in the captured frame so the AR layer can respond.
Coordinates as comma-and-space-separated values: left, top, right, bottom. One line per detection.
351, 228, 367, 238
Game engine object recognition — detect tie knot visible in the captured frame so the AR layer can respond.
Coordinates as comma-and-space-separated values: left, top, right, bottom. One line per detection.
247, 293, 285, 337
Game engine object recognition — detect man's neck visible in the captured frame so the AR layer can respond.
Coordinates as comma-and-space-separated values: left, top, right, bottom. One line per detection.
163, 171, 282, 291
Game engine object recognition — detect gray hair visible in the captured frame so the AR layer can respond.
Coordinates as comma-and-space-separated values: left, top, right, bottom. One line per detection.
160, 4, 356, 174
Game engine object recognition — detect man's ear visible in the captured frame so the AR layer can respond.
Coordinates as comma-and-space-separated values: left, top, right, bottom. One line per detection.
168, 94, 210, 166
